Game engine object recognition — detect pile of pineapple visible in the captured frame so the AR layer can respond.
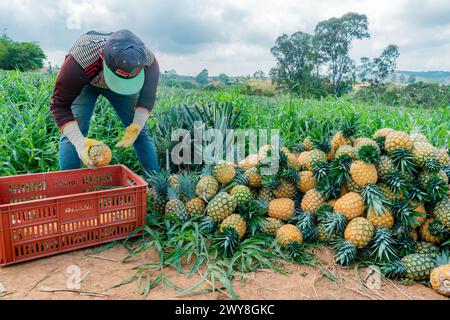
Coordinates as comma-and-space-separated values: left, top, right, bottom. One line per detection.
147, 120, 450, 297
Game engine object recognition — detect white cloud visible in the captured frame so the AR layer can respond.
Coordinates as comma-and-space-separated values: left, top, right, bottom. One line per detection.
1, 0, 449, 75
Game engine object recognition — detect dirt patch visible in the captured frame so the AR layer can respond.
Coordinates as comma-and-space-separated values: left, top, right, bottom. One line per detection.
0, 246, 447, 300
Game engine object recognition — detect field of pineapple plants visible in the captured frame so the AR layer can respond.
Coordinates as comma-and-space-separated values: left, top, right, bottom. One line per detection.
0, 70, 449, 300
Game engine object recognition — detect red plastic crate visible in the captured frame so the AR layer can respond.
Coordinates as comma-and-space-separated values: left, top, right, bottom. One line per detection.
0, 165, 147, 266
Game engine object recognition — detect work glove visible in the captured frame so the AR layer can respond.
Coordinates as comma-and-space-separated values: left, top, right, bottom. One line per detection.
116, 107, 150, 148
62, 121, 101, 168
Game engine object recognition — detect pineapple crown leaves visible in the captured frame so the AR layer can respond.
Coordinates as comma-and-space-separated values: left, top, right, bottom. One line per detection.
177, 172, 199, 201
322, 211, 347, 236
201, 164, 214, 177
231, 168, 249, 186
311, 137, 332, 153
443, 165, 450, 180
394, 233, 417, 258
374, 136, 386, 153
199, 216, 217, 235
330, 154, 353, 186
360, 184, 390, 215
236, 200, 267, 236
390, 199, 423, 229
316, 203, 334, 222
167, 185, 181, 200
312, 162, 331, 182
428, 219, 450, 239
280, 167, 300, 184
315, 177, 342, 201
404, 180, 427, 203
389, 148, 418, 176
291, 143, 306, 154
369, 227, 399, 263
357, 144, 380, 164
261, 175, 282, 190
285, 242, 316, 264
333, 238, 358, 266
295, 212, 319, 243
146, 170, 170, 198
422, 158, 442, 174
379, 260, 406, 279
435, 250, 450, 266
339, 114, 359, 139
384, 171, 412, 195
424, 176, 449, 204
213, 227, 241, 257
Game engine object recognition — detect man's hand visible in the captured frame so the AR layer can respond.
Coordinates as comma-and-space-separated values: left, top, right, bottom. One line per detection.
116, 107, 150, 148
62, 122, 101, 168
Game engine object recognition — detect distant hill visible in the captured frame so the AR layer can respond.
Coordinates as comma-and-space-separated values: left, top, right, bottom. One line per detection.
395, 71, 450, 84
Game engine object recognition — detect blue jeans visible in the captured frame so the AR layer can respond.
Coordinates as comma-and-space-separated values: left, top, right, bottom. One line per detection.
59, 84, 160, 173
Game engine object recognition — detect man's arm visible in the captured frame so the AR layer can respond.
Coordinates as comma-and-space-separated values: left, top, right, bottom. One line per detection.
115, 58, 160, 148
136, 57, 160, 112
50, 54, 90, 130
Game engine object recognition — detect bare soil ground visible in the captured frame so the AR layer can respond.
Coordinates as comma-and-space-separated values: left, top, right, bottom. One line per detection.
0, 246, 447, 300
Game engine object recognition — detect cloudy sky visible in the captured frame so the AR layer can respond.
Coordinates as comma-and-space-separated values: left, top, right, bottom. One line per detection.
1, 0, 449, 76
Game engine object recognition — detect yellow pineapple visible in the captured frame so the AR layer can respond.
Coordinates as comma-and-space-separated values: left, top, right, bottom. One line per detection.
410, 131, 429, 145
297, 151, 309, 168
303, 137, 313, 151
276, 224, 303, 247
259, 187, 275, 202
196, 175, 219, 201
385, 131, 413, 153
350, 160, 378, 187
238, 154, 259, 170
434, 148, 450, 166
88, 143, 112, 167
305, 149, 327, 171
376, 156, 395, 179
332, 132, 352, 151
301, 189, 325, 213
419, 218, 443, 244
367, 208, 394, 229
412, 142, 436, 166
244, 167, 262, 188
373, 128, 394, 140
213, 163, 236, 185
272, 180, 297, 199
430, 264, 450, 297
287, 153, 302, 170
334, 192, 365, 220
220, 214, 247, 239
297, 170, 316, 193
344, 217, 374, 248
335, 145, 356, 159
268, 198, 295, 221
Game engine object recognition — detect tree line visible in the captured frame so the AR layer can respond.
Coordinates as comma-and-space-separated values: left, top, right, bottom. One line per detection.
269, 12, 400, 97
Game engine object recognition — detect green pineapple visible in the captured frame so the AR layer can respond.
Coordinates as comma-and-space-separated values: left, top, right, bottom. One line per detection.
381, 253, 436, 281
178, 172, 206, 216
206, 192, 237, 222
147, 170, 170, 214
165, 187, 189, 222
259, 217, 284, 237
433, 197, 450, 227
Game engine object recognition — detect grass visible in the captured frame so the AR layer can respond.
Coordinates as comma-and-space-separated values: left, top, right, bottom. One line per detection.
1, 70, 448, 176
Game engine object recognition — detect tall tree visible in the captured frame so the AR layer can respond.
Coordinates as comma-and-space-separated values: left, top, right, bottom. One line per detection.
0, 34, 46, 71
314, 12, 370, 95
358, 45, 400, 84
195, 68, 209, 85
270, 32, 315, 91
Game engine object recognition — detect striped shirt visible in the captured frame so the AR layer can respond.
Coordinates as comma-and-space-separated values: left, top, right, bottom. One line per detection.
50, 30, 159, 129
